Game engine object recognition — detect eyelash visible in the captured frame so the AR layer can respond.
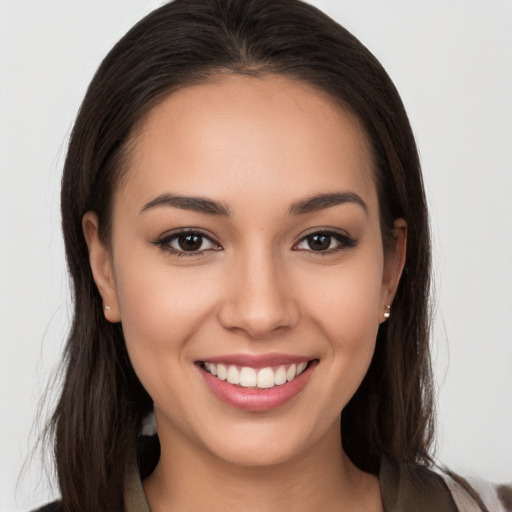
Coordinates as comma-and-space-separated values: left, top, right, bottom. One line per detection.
293, 230, 357, 254
152, 229, 221, 257
152, 229, 357, 257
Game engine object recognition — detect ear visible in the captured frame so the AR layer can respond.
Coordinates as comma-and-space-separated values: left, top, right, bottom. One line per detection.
82, 211, 121, 322
380, 218, 407, 323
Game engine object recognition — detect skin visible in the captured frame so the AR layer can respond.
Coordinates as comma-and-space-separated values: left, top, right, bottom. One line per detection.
84, 74, 406, 512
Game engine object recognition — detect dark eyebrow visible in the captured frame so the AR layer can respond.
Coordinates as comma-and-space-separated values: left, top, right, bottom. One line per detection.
288, 192, 368, 216
140, 193, 230, 216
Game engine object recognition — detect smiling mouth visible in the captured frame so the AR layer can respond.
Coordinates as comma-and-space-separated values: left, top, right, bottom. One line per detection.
200, 361, 313, 389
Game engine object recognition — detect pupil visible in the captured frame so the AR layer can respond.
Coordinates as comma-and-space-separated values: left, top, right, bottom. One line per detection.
308, 234, 331, 251
178, 234, 202, 251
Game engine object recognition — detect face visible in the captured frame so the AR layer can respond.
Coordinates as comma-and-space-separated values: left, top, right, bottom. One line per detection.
84, 75, 405, 468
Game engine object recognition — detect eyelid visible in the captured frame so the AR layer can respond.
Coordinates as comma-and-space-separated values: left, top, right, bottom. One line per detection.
292, 228, 357, 252
152, 228, 222, 256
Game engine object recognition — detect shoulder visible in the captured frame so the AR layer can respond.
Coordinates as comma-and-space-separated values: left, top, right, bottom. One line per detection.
380, 457, 458, 512
30, 501, 62, 512
440, 470, 512, 512
380, 457, 512, 512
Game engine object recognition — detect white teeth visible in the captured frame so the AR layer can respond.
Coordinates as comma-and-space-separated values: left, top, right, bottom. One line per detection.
217, 364, 227, 381
257, 367, 275, 389
227, 365, 240, 385
274, 366, 287, 385
286, 364, 297, 382
204, 361, 309, 389
240, 367, 257, 387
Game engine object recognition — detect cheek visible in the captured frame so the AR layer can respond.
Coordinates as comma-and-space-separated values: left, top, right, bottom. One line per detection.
113, 259, 224, 415
299, 258, 384, 343
296, 255, 383, 401
112, 250, 221, 365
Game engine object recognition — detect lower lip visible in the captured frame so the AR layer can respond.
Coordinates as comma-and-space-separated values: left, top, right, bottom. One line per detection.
198, 361, 317, 411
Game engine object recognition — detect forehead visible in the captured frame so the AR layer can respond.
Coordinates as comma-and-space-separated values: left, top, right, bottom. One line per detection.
118, 74, 377, 214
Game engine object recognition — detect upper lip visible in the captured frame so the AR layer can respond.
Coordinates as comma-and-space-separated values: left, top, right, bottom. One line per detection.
197, 353, 313, 369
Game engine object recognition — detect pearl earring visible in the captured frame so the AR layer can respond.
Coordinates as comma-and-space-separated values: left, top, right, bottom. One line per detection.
383, 304, 391, 319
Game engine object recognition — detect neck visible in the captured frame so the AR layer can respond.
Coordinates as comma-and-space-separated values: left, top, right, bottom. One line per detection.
143, 421, 382, 512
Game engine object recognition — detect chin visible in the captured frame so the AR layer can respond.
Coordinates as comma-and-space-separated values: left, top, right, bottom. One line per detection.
209, 437, 305, 468
198, 417, 331, 469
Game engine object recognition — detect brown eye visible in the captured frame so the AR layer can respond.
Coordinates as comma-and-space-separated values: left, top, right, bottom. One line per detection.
307, 234, 332, 251
177, 233, 204, 251
154, 230, 221, 256
294, 230, 357, 253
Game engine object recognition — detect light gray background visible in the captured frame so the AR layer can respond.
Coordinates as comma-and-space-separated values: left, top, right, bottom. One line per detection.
1, 1, 511, 510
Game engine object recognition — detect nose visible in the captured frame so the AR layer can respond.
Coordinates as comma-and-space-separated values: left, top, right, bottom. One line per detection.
218, 247, 299, 340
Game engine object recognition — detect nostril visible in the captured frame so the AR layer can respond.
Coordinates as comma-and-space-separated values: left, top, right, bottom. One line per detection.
217, 296, 300, 339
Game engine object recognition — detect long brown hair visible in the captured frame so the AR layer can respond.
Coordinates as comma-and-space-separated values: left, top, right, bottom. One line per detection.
50, 0, 434, 509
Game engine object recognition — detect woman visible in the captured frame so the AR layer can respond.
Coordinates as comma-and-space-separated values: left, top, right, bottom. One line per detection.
31, 0, 509, 510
